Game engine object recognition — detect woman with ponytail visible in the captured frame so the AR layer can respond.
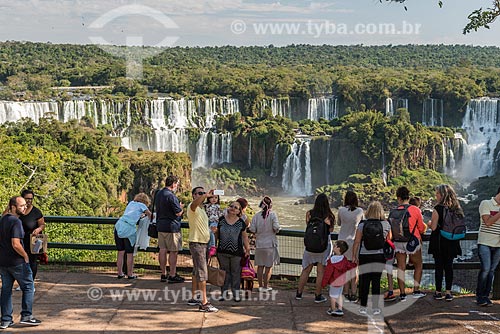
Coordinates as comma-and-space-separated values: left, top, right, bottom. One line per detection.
249, 196, 281, 291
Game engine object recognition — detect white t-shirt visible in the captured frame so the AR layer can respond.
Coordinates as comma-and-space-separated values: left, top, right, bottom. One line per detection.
478, 198, 500, 247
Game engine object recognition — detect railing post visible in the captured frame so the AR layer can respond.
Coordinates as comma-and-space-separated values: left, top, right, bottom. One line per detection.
493, 266, 500, 300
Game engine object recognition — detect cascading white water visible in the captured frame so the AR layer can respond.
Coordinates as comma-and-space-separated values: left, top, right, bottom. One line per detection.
0, 101, 58, 124
194, 132, 209, 168
209, 132, 232, 165
270, 143, 280, 177
459, 97, 500, 181
307, 97, 337, 121
325, 139, 331, 185
261, 98, 291, 118
385, 98, 394, 116
248, 136, 252, 168
281, 139, 313, 195
422, 98, 444, 126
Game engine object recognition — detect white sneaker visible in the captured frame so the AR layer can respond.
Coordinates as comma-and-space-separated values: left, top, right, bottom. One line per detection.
359, 307, 367, 315
373, 308, 381, 315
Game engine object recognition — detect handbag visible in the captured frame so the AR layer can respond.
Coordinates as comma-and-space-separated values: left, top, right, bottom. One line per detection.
383, 239, 395, 260
241, 256, 256, 280
30, 233, 48, 254
207, 258, 226, 287
148, 222, 158, 239
405, 223, 420, 253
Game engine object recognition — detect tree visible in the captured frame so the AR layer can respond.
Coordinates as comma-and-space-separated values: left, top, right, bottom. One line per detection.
385, 0, 500, 34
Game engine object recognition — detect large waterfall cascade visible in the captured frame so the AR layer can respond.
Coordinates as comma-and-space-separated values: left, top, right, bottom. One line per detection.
459, 97, 500, 181
0, 97, 236, 165
281, 138, 313, 196
385, 97, 409, 116
307, 97, 338, 121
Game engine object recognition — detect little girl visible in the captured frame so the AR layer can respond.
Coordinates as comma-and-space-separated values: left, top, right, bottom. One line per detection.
204, 195, 221, 257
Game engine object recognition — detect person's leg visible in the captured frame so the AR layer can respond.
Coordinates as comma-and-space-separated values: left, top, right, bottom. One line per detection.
28, 253, 38, 280
257, 266, 264, 288
0, 267, 15, 322
117, 250, 125, 276
159, 248, 168, 276
477, 244, 491, 302
230, 255, 242, 299
263, 266, 272, 288
395, 252, 407, 295
217, 253, 231, 295
358, 255, 370, 307
126, 253, 134, 277
444, 256, 454, 294
371, 269, 384, 309
14, 263, 34, 320
297, 264, 313, 294
434, 255, 444, 294
315, 263, 325, 296
409, 249, 423, 292
168, 251, 178, 277
485, 246, 500, 299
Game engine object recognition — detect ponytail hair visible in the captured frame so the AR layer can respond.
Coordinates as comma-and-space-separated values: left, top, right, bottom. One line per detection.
259, 196, 273, 219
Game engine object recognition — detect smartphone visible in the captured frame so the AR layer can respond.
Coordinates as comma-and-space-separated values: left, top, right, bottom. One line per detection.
213, 189, 224, 196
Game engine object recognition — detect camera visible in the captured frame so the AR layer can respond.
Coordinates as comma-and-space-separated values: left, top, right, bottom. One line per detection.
213, 189, 224, 196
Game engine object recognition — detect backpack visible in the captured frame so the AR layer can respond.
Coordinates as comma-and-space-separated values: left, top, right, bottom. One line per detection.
362, 219, 386, 250
440, 207, 466, 240
304, 217, 330, 253
388, 204, 412, 242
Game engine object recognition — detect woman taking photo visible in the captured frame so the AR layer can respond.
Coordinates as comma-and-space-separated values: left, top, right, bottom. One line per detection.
428, 184, 462, 301
216, 201, 250, 302
296, 193, 335, 303
249, 196, 280, 291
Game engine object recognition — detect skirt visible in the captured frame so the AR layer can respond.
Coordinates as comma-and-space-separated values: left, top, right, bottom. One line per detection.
255, 247, 280, 267
301, 242, 331, 269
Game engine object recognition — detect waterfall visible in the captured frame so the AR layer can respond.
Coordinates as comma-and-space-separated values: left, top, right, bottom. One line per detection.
459, 97, 500, 181
325, 139, 331, 185
0, 101, 58, 124
210, 132, 232, 165
385, 98, 394, 116
307, 97, 338, 121
248, 136, 252, 168
282, 139, 313, 195
422, 98, 444, 126
261, 97, 291, 118
194, 132, 209, 168
270, 144, 280, 177
382, 142, 387, 187
396, 98, 408, 111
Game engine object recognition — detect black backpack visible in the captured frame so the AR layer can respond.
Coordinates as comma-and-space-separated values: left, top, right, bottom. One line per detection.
440, 207, 466, 240
362, 219, 386, 250
304, 217, 329, 253
388, 204, 412, 242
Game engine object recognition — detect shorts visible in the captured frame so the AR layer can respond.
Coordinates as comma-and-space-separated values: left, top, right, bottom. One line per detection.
329, 285, 343, 299
158, 232, 182, 251
189, 242, 208, 282
394, 241, 421, 255
114, 229, 134, 254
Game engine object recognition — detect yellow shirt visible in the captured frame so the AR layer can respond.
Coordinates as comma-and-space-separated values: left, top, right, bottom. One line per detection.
478, 197, 500, 247
187, 202, 210, 244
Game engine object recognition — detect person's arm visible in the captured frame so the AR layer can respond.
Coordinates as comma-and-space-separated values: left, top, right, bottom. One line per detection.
12, 238, 29, 263
144, 209, 152, 220
190, 189, 214, 212
32, 216, 45, 235
337, 209, 342, 226
429, 209, 439, 231
305, 211, 310, 224
272, 212, 280, 233
482, 212, 500, 227
249, 215, 257, 233
416, 210, 426, 234
242, 230, 250, 257
352, 228, 362, 264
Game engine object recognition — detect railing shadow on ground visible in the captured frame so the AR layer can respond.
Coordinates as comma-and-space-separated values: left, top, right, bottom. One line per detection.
44, 216, 500, 299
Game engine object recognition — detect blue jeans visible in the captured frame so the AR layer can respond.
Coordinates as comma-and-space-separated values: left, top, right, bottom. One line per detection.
476, 244, 500, 303
0, 263, 34, 322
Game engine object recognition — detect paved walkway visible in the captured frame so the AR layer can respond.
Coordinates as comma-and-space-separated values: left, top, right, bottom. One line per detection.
2, 270, 499, 333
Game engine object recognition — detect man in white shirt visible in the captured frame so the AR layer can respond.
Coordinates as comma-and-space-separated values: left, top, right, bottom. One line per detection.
476, 186, 500, 306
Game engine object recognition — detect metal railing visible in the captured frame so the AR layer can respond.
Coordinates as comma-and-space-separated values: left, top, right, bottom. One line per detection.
43, 216, 498, 297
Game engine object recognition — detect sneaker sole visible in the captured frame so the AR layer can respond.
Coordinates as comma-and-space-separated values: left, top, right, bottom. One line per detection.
19, 321, 41, 326
314, 299, 327, 303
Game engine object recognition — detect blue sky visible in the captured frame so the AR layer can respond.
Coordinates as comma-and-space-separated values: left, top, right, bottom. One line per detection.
0, 0, 499, 46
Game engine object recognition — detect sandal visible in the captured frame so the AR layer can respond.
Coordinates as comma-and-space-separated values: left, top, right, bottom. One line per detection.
127, 275, 138, 279
117, 274, 125, 279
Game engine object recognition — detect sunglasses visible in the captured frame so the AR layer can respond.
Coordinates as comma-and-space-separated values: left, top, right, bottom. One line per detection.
196, 191, 206, 195
229, 205, 241, 210
24, 197, 34, 201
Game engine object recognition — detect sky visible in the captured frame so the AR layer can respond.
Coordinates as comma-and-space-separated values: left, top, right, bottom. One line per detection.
0, 0, 499, 47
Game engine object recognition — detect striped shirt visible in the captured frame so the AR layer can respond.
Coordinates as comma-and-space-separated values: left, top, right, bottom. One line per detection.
478, 198, 500, 247
217, 217, 246, 256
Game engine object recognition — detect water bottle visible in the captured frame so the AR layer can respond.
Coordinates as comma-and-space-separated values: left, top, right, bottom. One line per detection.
33, 239, 43, 253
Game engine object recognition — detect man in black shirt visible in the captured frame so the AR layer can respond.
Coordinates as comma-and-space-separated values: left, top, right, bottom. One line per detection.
0, 196, 41, 329
155, 175, 185, 283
